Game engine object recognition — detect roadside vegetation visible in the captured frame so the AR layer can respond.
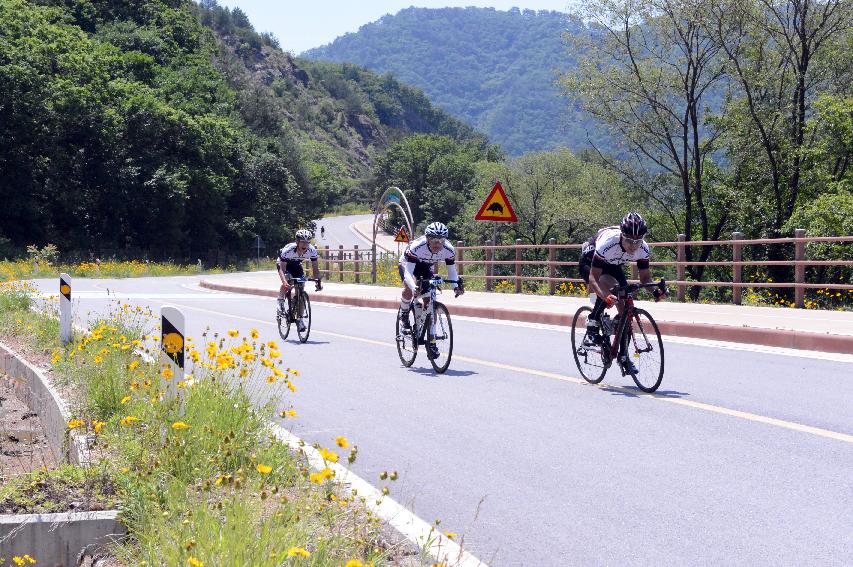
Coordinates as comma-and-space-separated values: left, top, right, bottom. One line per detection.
0, 281, 423, 565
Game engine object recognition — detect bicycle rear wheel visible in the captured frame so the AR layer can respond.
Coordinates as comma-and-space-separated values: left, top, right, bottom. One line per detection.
624, 308, 664, 392
571, 306, 608, 384
277, 295, 292, 340
396, 307, 417, 367
297, 292, 311, 343
426, 302, 453, 374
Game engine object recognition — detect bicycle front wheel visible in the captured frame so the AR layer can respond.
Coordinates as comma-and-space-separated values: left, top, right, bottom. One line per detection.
396, 307, 417, 367
571, 306, 608, 384
625, 308, 664, 392
297, 292, 311, 343
426, 302, 453, 374
277, 295, 292, 340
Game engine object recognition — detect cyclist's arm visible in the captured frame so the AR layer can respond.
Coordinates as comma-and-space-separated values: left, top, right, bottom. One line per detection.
637, 258, 652, 285
401, 260, 418, 292
446, 261, 460, 288
275, 259, 288, 284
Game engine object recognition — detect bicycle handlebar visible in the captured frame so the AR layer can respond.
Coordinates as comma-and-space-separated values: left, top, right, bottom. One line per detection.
609, 279, 668, 296
290, 277, 322, 283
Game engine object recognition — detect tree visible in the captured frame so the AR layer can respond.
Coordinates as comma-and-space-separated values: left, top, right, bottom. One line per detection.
560, 0, 732, 295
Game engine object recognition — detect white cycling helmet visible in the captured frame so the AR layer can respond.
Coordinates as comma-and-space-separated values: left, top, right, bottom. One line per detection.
424, 221, 449, 239
295, 229, 312, 242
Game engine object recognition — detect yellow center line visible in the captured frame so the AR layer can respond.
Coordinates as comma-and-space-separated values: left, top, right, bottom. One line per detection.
159, 300, 853, 445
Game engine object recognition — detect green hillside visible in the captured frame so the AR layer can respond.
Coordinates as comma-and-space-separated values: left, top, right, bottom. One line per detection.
0, 0, 479, 261
304, 7, 603, 156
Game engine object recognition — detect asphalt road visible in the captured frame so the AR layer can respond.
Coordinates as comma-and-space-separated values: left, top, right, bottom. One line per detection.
313, 214, 374, 249
30, 276, 853, 566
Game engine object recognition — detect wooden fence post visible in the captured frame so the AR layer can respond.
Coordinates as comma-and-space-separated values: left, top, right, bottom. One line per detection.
354, 245, 360, 284
456, 241, 464, 277
677, 234, 686, 302
338, 245, 344, 282
485, 239, 494, 292
795, 228, 806, 308
515, 239, 522, 293
323, 246, 330, 279
732, 231, 743, 305
548, 238, 556, 295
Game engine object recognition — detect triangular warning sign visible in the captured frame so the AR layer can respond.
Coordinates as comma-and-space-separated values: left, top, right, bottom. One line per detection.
475, 181, 518, 222
394, 226, 410, 243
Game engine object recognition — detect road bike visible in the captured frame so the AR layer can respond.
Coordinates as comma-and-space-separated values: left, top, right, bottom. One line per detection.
277, 276, 321, 343
571, 280, 667, 392
395, 276, 459, 373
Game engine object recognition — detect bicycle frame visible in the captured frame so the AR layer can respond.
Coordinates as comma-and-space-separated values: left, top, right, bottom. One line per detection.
285, 276, 320, 320
409, 277, 457, 342
606, 280, 667, 361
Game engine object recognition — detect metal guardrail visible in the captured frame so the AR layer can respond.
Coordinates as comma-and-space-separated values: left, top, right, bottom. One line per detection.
323, 232, 852, 308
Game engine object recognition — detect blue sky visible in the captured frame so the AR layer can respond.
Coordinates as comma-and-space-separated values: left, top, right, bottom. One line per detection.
218, 1, 577, 54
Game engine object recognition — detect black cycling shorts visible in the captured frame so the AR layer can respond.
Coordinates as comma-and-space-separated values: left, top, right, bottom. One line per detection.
578, 252, 627, 287
280, 260, 305, 280
398, 261, 434, 292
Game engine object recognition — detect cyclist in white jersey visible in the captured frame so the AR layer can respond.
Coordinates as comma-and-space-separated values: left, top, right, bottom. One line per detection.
276, 229, 322, 333
398, 222, 464, 357
578, 212, 665, 349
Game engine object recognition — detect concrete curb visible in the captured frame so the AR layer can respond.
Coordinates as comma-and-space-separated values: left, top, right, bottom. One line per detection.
0, 511, 125, 565
199, 280, 853, 355
0, 341, 89, 465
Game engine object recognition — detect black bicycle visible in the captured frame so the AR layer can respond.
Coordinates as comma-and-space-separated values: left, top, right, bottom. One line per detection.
277, 276, 321, 343
395, 276, 459, 373
571, 280, 667, 392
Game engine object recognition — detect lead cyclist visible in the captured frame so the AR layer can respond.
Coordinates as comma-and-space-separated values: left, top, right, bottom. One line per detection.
276, 228, 322, 333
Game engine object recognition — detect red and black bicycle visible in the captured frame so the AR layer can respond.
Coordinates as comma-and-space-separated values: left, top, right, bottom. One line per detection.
571, 280, 667, 393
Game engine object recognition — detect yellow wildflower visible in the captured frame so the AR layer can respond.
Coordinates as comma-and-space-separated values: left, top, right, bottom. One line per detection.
335, 436, 349, 448
445, 532, 457, 540
162, 367, 174, 379
286, 547, 310, 558
121, 396, 131, 405
94, 355, 103, 364
319, 448, 339, 463
92, 420, 106, 434
256, 464, 272, 474
128, 360, 139, 370
266, 375, 277, 384
228, 330, 239, 338
345, 561, 363, 567
171, 421, 190, 430
269, 349, 281, 359
286, 381, 296, 393
279, 409, 297, 418
120, 416, 139, 426
267, 340, 279, 349
250, 328, 259, 339
67, 418, 85, 429
187, 557, 203, 567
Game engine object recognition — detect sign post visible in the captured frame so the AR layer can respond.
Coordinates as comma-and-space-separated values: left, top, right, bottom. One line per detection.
255, 235, 266, 271
161, 306, 185, 398
59, 273, 72, 345
475, 181, 518, 290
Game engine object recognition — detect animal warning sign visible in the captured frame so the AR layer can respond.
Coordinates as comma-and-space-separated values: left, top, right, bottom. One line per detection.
394, 226, 410, 243
475, 181, 517, 222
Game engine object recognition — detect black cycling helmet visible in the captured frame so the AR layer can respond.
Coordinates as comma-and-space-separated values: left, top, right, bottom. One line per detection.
620, 212, 648, 239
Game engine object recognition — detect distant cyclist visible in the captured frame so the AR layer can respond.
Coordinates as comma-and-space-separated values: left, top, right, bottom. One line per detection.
320, 225, 325, 239
276, 229, 322, 333
578, 212, 666, 355
399, 222, 464, 357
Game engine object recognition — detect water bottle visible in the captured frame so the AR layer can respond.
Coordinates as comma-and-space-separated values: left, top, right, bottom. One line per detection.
600, 313, 613, 335
414, 302, 425, 327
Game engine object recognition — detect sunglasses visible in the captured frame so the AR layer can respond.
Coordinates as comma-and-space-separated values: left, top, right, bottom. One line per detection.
621, 235, 644, 245
427, 237, 446, 245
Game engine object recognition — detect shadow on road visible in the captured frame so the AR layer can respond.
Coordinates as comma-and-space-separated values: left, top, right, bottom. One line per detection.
285, 339, 330, 346
405, 366, 479, 378
600, 385, 690, 399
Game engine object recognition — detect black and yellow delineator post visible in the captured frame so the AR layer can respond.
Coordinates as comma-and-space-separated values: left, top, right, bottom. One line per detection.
60, 273, 72, 345
161, 306, 185, 397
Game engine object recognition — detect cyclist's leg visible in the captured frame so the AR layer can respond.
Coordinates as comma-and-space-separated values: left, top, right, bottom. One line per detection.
288, 262, 306, 317
276, 264, 290, 312
398, 263, 413, 317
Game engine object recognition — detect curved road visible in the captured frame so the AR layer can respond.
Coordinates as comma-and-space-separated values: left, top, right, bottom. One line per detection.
31, 276, 853, 566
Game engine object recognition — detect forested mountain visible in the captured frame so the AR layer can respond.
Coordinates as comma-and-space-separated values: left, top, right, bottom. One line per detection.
0, 0, 480, 261
304, 7, 601, 156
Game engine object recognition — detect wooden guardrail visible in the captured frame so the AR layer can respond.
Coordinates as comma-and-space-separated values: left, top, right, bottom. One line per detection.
321, 232, 851, 308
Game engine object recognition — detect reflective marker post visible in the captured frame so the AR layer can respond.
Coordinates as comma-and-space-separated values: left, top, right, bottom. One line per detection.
161, 306, 185, 398
60, 273, 72, 345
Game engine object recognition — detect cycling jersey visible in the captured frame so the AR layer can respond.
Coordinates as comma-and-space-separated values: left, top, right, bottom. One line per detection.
277, 243, 318, 278
582, 227, 650, 269
277, 242, 319, 263
399, 236, 459, 291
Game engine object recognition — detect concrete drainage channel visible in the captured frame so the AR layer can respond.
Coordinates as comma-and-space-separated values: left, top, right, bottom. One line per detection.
0, 342, 126, 565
